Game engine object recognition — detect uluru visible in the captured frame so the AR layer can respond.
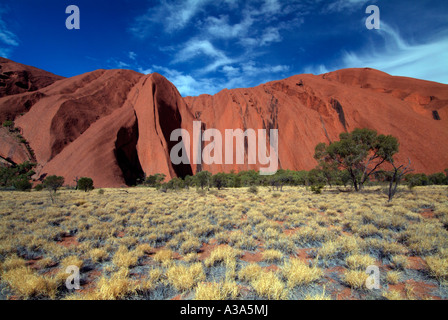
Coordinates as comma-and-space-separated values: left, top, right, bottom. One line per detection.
0, 57, 447, 187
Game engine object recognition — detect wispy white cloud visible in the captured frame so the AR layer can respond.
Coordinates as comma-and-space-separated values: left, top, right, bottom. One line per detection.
135, 60, 291, 97
303, 64, 330, 75
241, 61, 289, 76
324, 0, 372, 13
128, 51, 137, 61
149, 65, 223, 97
172, 39, 234, 73
130, 0, 211, 36
302, 22, 448, 84
0, 8, 19, 58
341, 23, 448, 83
107, 57, 131, 69
202, 14, 254, 39
259, 27, 282, 46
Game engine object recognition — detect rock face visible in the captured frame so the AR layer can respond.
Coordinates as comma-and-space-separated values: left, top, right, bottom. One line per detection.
0, 58, 447, 187
0, 57, 64, 98
185, 68, 448, 176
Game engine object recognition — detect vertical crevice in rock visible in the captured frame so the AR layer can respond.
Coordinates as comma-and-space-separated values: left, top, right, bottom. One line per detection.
114, 116, 144, 186
330, 98, 348, 131
320, 115, 332, 144
154, 94, 193, 179
432, 110, 441, 120
196, 122, 206, 174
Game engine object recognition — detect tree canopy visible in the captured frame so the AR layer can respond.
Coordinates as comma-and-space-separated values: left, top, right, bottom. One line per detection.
314, 128, 399, 191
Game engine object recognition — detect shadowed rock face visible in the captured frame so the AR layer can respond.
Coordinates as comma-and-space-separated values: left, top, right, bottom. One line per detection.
0, 58, 447, 187
0, 57, 64, 99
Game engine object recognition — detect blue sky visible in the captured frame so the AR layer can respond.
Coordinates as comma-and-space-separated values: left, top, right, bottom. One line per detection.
0, 0, 447, 96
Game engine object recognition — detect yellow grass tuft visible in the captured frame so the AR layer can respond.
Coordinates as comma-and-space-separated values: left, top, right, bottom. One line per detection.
89, 248, 109, 263
166, 263, 206, 292
305, 286, 331, 300
262, 249, 284, 262
195, 281, 240, 300
2, 267, 60, 299
345, 254, 376, 270
426, 256, 448, 280
343, 270, 369, 290
112, 246, 139, 269
94, 268, 139, 300
238, 263, 264, 283
386, 271, 401, 285
61, 256, 84, 269
204, 245, 240, 267
282, 258, 324, 288
2, 255, 27, 271
153, 249, 174, 265
382, 289, 404, 300
391, 255, 411, 270
251, 271, 287, 300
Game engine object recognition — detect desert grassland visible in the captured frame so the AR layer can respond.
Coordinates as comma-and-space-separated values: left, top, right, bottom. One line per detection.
0, 186, 447, 300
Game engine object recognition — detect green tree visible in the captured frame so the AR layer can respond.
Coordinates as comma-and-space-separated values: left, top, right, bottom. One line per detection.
77, 177, 94, 192
314, 128, 399, 191
43, 175, 65, 203
145, 173, 166, 188
238, 170, 260, 187
195, 171, 212, 190
13, 178, 32, 191
405, 173, 429, 188
43, 175, 65, 192
212, 172, 229, 190
184, 175, 194, 189
0, 161, 36, 190
166, 177, 184, 190
2, 120, 14, 132
292, 171, 309, 186
428, 172, 446, 185
386, 158, 413, 202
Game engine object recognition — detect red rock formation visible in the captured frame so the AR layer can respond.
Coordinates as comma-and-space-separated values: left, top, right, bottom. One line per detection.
0, 57, 63, 98
0, 58, 446, 187
185, 68, 448, 175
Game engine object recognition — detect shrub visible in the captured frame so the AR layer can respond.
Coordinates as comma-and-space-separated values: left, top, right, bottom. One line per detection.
0, 161, 35, 189
196, 171, 212, 190
34, 184, 44, 191
13, 178, 32, 191
212, 172, 229, 190
2, 120, 14, 129
43, 175, 65, 193
144, 173, 166, 187
77, 177, 94, 192
310, 183, 325, 194
248, 186, 258, 194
